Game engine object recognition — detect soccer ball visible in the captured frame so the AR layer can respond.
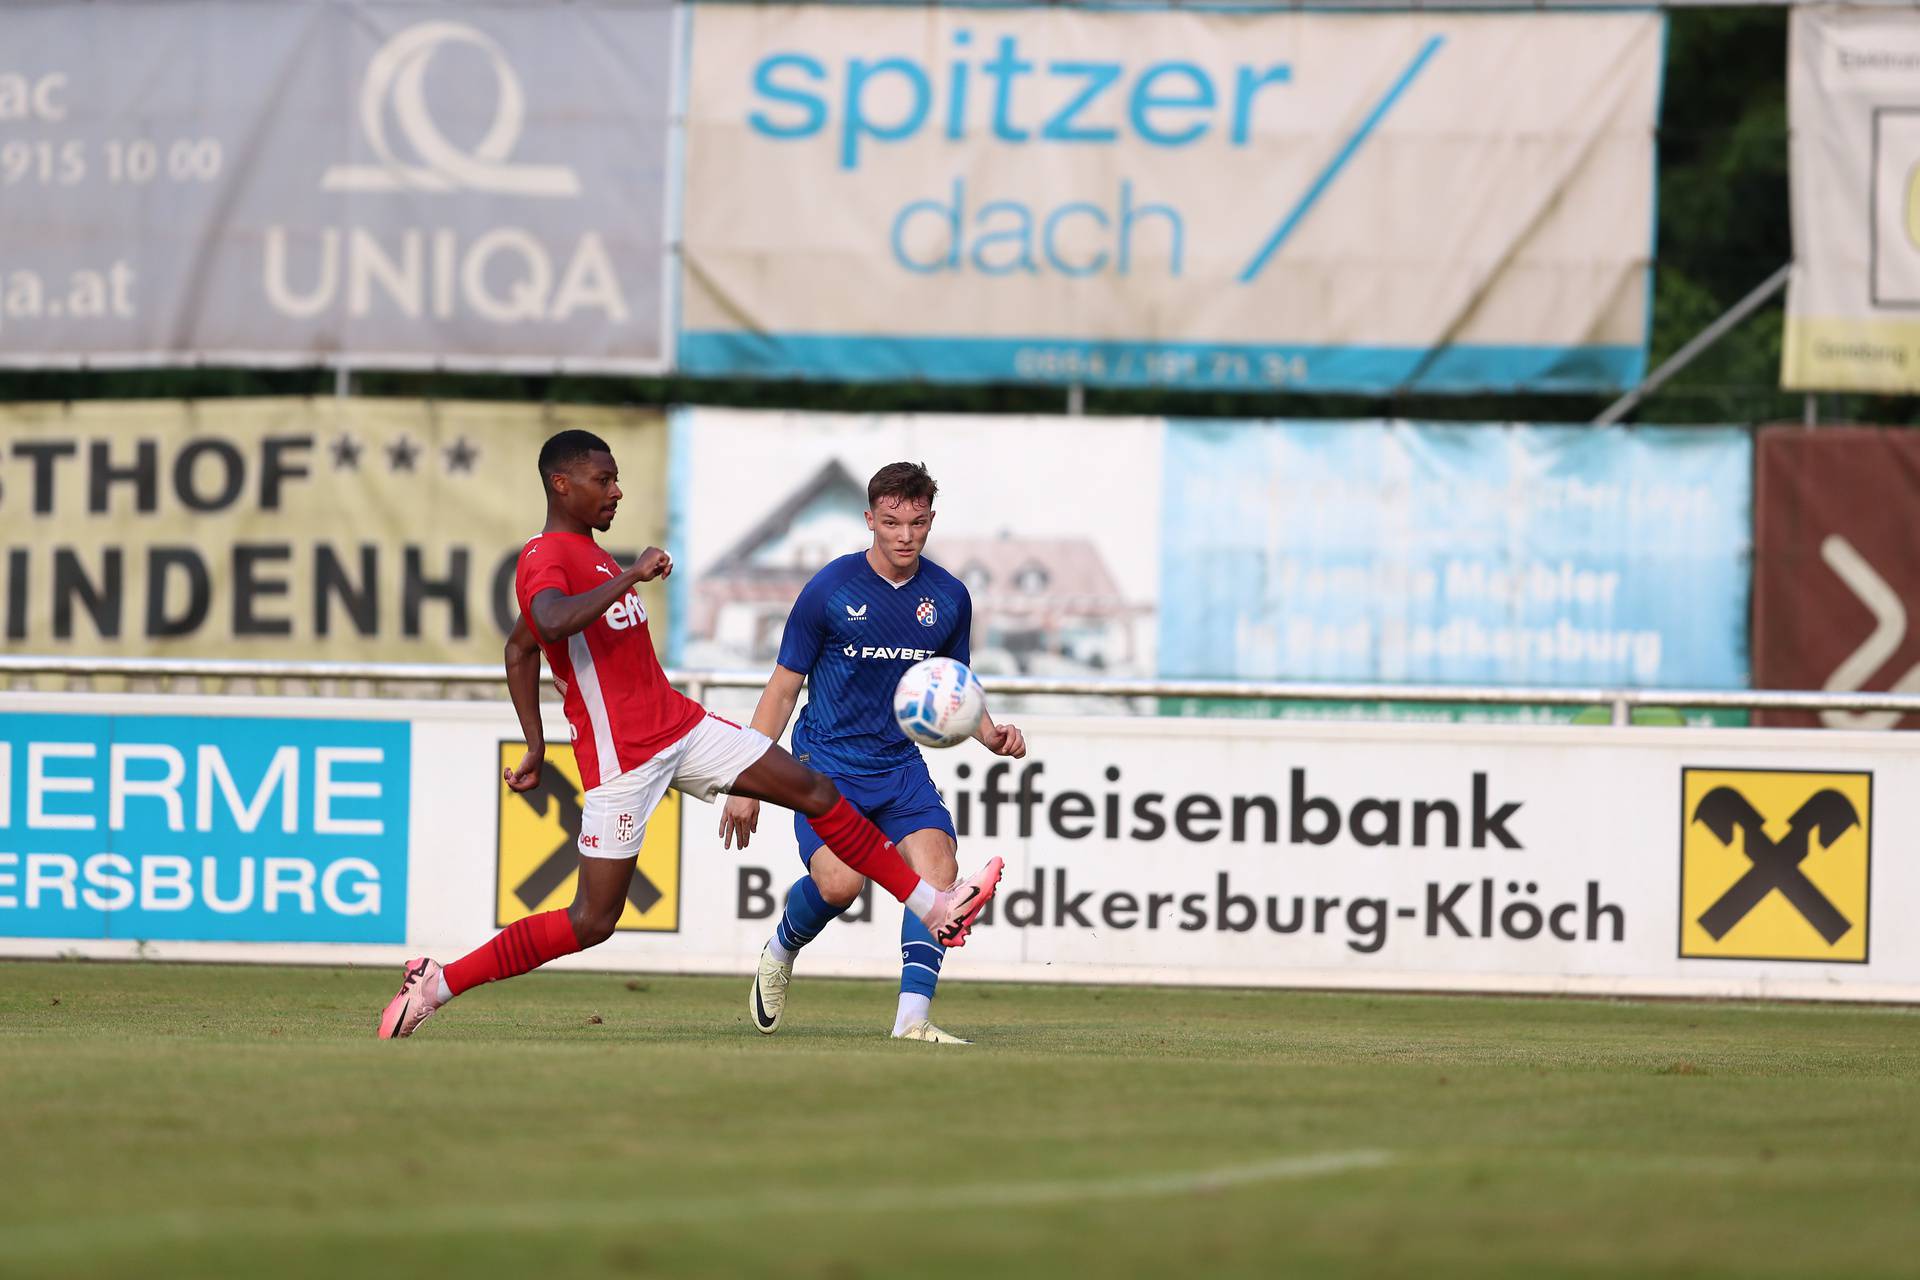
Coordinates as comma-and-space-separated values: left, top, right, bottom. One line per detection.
893, 657, 985, 749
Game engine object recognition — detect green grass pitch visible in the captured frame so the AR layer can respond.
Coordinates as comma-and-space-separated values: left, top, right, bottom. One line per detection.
2, 961, 1916, 1278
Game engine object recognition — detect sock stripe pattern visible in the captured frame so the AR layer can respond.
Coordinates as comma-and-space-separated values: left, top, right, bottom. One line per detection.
899, 917, 946, 999
806, 797, 921, 903
776, 876, 848, 955
443, 908, 582, 997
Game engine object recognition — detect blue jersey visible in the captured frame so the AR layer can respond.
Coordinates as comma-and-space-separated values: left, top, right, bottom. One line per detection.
778, 551, 972, 777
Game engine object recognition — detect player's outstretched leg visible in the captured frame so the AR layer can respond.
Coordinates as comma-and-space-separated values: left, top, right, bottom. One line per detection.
376, 856, 630, 1039
728, 747, 1001, 945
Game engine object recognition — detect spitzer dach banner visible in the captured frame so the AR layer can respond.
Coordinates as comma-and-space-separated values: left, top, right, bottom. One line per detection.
678, 5, 1663, 393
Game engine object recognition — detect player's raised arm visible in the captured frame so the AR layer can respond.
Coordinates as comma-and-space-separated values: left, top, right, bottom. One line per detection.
525, 547, 672, 643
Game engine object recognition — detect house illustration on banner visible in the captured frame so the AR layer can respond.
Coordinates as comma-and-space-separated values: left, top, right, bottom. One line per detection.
689, 461, 1151, 675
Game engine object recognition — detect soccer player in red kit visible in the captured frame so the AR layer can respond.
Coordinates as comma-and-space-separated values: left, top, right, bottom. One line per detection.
377, 430, 1002, 1039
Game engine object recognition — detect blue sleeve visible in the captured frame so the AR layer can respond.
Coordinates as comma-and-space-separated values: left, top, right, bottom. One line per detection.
775, 568, 833, 674
942, 582, 972, 666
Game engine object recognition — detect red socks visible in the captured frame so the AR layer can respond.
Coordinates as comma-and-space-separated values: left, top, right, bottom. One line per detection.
443, 908, 583, 997
807, 797, 923, 903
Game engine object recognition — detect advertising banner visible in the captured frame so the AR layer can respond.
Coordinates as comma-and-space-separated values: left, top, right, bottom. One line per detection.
1753, 426, 1920, 729
1783, 8, 1920, 393
0, 709, 408, 943
679, 5, 1661, 392
6, 693, 1919, 1004
1159, 421, 1752, 692
665, 408, 1164, 690
0, 0, 672, 371
0, 399, 667, 664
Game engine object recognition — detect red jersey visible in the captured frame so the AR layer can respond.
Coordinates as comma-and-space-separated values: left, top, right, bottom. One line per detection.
515, 530, 703, 791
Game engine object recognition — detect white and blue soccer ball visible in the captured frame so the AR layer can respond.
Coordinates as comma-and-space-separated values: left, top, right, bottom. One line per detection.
893, 657, 985, 749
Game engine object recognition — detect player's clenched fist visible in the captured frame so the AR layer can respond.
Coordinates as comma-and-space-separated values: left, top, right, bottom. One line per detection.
503, 745, 544, 792
981, 720, 1027, 759
633, 547, 673, 581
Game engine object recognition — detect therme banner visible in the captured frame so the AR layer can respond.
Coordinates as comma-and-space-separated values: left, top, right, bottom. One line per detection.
1159, 422, 1752, 690
0, 1, 671, 371
0, 712, 408, 943
1783, 9, 1920, 393
0, 399, 667, 663
679, 6, 1662, 393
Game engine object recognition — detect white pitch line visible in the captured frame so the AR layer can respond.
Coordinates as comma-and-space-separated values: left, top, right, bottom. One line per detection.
0, 1150, 1393, 1257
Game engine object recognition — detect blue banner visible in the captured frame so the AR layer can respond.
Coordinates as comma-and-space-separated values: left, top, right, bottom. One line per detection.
0, 713, 409, 943
1159, 422, 1752, 689
679, 6, 1663, 393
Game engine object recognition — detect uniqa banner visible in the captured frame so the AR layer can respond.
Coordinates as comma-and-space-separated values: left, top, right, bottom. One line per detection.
678, 5, 1663, 393
0, 399, 667, 664
1783, 8, 1920, 393
0, 0, 672, 371
1158, 421, 1752, 691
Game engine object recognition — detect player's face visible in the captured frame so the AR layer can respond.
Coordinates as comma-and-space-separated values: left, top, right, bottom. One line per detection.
556, 450, 623, 531
866, 495, 934, 571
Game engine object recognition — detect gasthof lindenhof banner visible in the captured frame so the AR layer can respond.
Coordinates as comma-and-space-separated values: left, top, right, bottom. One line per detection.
1783, 7, 1920, 393
0, 399, 668, 665
0, 0, 672, 371
679, 5, 1663, 393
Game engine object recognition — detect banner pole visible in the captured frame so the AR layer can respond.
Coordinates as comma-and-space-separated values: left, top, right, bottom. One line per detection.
1591, 263, 1791, 427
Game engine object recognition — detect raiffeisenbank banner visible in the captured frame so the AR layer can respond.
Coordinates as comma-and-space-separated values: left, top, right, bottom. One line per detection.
1783, 7, 1920, 393
679, 5, 1662, 393
0, 399, 668, 664
0, 0, 671, 371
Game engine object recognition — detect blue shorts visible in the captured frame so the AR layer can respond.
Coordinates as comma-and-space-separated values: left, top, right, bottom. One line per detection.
795, 758, 956, 865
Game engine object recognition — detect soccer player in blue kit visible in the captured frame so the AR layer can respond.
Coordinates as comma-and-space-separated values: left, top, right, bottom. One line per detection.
720, 462, 1027, 1044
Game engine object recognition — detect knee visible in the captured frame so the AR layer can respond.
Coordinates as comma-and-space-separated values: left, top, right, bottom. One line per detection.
812, 861, 864, 907
568, 903, 619, 949
800, 771, 841, 818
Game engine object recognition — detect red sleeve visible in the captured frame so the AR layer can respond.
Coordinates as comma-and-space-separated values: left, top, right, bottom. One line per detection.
516, 541, 570, 641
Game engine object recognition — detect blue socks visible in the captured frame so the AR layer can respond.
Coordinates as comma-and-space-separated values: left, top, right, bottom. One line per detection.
899, 911, 946, 1000
769, 873, 948, 1032
771, 875, 846, 964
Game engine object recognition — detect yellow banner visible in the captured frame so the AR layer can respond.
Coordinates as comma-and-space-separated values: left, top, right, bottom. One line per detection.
1679, 767, 1871, 964
0, 398, 667, 662
495, 742, 681, 933
1780, 318, 1920, 396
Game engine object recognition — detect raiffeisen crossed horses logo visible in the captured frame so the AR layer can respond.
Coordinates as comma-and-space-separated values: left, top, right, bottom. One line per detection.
495, 743, 681, 933
1678, 768, 1872, 963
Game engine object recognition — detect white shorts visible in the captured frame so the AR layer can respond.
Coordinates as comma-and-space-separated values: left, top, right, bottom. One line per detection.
578, 713, 773, 859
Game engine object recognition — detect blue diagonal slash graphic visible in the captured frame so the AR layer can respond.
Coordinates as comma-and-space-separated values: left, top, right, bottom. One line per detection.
1238, 34, 1447, 284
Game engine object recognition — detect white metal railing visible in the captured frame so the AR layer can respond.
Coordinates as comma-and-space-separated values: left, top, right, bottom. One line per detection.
4, 654, 1919, 726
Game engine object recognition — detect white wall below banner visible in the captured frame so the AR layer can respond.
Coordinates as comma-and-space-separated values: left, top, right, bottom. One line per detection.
3, 694, 1914, 1003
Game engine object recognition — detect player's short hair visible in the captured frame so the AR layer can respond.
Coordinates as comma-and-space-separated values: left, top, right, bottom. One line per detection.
868, 461, 937, 511
537, 429, 612, 489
